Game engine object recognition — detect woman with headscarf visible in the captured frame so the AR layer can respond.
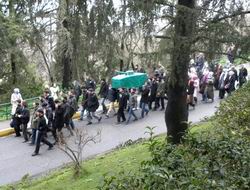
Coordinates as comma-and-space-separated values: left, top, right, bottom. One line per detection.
11, 88, 23, 116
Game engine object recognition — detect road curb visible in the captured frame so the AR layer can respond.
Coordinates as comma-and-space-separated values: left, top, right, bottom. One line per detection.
0, 112, 82, 137
0, 127, 15, 137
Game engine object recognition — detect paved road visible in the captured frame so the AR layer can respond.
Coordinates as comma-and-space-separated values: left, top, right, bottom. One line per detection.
0, 93, 220, 186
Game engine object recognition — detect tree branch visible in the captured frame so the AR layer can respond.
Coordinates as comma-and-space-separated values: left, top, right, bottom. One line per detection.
211, 10, 250, 23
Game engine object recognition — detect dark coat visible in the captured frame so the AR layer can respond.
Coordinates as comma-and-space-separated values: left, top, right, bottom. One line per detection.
107, 88, 118, 102
62, 102, 71, 123
141, 87, 150, 104
225, 75, 236, 93
150, 81, 158, 96
54, 105, 65, 129
239, 68, 248, 84
99, 82, 109, 98
11, 105, 22, 127
87, 93, 99, 112
20, 107, 30, 124
37, 116, 47, 132
118, 93, 127, 109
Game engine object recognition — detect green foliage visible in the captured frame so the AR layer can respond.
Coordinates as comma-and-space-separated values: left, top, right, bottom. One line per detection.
100, 84, 250, 190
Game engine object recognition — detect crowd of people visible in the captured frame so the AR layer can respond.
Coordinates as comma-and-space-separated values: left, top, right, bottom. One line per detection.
9, 58, 248, 157
187, 53, 248, 108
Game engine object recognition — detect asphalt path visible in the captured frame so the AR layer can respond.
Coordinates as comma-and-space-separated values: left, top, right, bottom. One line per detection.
0, 92, 221, 186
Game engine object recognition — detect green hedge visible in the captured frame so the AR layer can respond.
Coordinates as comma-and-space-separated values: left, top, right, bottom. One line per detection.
100, 84, 250, 190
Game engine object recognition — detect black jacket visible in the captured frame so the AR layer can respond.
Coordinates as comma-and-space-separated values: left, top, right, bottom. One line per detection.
239, 68, 248, 82
107, 88, 118, 102
99, 82, 109, 98
141, 87, 150, 103
150, 82, 158, 96
54, 105, 65, 129
13, 105, 22, 126
37, 116, 47, 132
225, 75, 236, 93
118, 93, 127, 109
21, 107, 30, 124
87, 93, 99, 112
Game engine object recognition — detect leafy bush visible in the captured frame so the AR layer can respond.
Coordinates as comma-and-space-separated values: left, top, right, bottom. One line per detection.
99, 84, 250, 190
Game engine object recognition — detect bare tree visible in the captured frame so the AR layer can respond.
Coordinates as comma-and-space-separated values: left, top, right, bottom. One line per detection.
58, 128, 101, 177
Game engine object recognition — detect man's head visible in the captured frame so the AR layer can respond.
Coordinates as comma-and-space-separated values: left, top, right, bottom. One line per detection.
44, 90, 50, 97
119, 88, 124, 93
88, 88, 94, 94
22, 101, 28, 108
37, 108, 44, 117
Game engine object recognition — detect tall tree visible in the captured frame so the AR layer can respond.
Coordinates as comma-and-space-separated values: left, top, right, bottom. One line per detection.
165, 0, 196, 144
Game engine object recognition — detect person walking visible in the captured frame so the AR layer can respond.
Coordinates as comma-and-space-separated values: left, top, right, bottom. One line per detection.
98, 79, 109, 114
29, 102, 40, 145
126, 89, 138, 124
68, 91, 78, 130
116, 88, 127, 124
79, 89, 88, 121
140, 84, 150, 118
187, 80, 195, 109
105, 86, 118, 118
149, 78, 158, 110
218, 69, 228, 99
155, 79, 165, 111
32, 108, 53, 156
53, 100, 65, 144
62, 97, 74, 136
224, 70, 236, 96
239, 65, 248, 87
20, 101, 30, 143
86, 88, 102, 125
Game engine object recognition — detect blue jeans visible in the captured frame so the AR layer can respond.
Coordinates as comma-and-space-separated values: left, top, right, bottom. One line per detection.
31, 128, 37, 144
101, 98, 107, 113
80, 108, 85, 120
141, 102, 149, 118
126, 107, 138, 124
70, 119, 75, 129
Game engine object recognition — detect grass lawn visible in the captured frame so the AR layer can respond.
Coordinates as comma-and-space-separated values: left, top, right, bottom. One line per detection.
1, 123, 211, 190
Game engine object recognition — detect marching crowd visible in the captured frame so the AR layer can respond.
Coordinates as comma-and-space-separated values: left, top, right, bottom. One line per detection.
9, 56, 248, 156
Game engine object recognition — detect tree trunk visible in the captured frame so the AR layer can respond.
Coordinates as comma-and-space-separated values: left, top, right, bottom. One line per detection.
165, 0, 196, 144
9, 0, 17, 85
10, 52, 17, 84
62, 52, 71, 89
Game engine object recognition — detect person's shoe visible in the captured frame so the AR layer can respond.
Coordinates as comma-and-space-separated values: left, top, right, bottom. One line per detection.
160, 108, 165, 111
146, 111, 149, 116
114, 113, 117, 116
78, 118, 83, 121
105, 115, 109, 119
23, 140, 28, 143
15, 134, 21, 137
121, 120, 126, 123
87, 122, 92, 125
98, 117, 102, 123
29, 143, 34, 146
48, 145, 53, 150
133, 118, 138, 122
32, 152, 38, 157
115, 122, 121, 125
